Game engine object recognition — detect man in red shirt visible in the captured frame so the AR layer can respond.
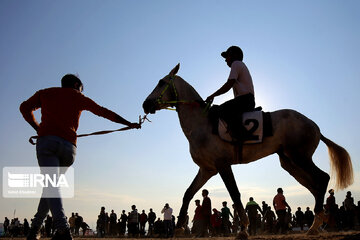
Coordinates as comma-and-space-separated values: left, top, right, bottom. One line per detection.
210, 209, 222, 236
273, 188, 291, 234
20, 74, 140, 240
192, 199, 203, 237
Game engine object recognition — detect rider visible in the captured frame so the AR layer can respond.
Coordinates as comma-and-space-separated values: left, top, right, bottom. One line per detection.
206, 46, 255, 141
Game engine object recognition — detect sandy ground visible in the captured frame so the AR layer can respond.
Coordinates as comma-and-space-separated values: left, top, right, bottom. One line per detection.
2, 231, 360, 240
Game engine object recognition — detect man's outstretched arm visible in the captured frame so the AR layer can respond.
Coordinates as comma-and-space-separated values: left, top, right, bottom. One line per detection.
82, 96, 140, 129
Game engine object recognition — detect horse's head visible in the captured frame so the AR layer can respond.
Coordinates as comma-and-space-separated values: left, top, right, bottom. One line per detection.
143, 64, 180, 114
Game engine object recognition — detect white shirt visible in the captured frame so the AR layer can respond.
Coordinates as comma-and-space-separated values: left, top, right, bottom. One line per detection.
161, 207, 173, 220
228, 60, 254, 97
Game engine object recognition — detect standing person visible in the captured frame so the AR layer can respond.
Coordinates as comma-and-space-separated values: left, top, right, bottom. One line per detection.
192, 200, 203, 237
325, 189, 337, 229
109, 210, 117, 236
206, 46, 255, 141
139, 210, 148, 236
161, 203, 173, 237
210, 209, 222, 236
261, 201, 269, 232
201, 189, 212, 236
68, 213, 76, 235
245, 197, 262, 236
119, 210, 128, 236
154, 218, 163, 237
295, 207, 305, 231
14, 218, 21, 237
128, 205, 139, 237
4, 217, 9, 236
273, 188, 291, 234
221, 201, 233, 236
104, 212, 110, 236
97, 207, 107, 237
23, 218, 30, 237
20, 74, 140, 240
304, 207, 314, 229
263, 206, 276, 234
147, 208, 156, 237
96, 215, 102, 238
344, 191, 356, 230
261, 201, 269, 215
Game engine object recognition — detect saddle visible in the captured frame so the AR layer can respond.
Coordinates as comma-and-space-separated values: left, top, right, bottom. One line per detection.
208, 106, 273, 144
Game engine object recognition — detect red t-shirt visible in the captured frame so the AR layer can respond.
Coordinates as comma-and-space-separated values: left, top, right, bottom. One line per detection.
273, 193, 286, 211
194, 206, 203, 220
20, 87, 121, 145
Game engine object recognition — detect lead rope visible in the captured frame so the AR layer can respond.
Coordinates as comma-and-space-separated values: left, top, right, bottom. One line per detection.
28, 114, 151, 145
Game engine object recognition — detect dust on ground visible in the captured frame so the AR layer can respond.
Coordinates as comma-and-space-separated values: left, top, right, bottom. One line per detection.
2, 231, 360, 240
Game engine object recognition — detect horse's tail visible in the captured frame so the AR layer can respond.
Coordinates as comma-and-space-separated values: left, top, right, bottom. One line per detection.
320, 134, 353, 190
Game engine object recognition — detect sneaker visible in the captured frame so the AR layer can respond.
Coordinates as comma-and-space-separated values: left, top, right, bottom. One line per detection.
51, 228, 73, 240
26, 227, 40, 240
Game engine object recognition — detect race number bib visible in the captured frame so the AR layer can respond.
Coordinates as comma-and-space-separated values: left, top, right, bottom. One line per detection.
242, 111, 263, 144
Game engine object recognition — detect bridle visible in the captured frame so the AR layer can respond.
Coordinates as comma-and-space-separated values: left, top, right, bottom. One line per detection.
155, 75, 188, 111
155, 75, 210, 111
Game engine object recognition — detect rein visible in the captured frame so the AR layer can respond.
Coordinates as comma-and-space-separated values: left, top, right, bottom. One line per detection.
28, 114, 150, 145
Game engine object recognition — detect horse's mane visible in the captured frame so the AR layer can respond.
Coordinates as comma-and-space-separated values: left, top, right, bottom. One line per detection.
175, 76, 205, 105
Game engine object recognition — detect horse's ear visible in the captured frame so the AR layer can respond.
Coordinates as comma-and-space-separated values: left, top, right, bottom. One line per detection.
169, 63, 180, 76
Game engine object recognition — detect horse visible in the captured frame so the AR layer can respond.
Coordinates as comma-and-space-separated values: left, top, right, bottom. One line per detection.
142, 64, 353, 239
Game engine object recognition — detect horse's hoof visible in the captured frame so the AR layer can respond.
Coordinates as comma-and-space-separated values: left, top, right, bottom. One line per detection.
236, 231, 249, 240
306, 228, 320, 235
174, 227, 185, 237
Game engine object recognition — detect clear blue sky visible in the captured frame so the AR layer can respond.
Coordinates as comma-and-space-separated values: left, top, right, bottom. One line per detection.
1, 0, 359, 229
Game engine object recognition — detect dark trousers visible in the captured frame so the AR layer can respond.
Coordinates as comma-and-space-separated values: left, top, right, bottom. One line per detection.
202, 217, 210, 236
128, 222, 138, 236
219, 94, 255, 117
209, 94, 255, 139
276, 210, 287, 233
148, 222, 154, 236
248, 215, 257, 235
219, 94, 255, 133
163, 220, 173, 237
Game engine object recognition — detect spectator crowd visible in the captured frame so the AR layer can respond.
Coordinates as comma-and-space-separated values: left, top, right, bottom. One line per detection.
2, 188, 360, 238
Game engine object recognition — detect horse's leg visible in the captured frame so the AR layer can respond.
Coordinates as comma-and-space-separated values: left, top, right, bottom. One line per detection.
176, 168, 214, 229
278, 151, 330, 235
217, 163, 249, 240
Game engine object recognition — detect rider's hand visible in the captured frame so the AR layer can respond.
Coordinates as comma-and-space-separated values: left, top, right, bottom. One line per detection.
128, 122, 141, 129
